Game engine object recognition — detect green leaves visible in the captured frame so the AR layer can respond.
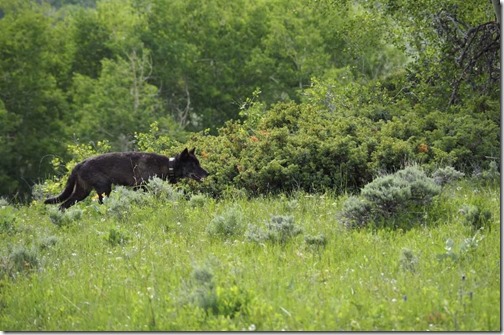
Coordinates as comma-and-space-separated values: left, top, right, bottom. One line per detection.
71, 50, 173, 150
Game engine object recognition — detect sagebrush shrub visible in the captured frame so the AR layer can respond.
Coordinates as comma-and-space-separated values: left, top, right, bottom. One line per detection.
206, 206, 245, 238
0, 206, 17, 235
360, 174, 412, 215
432, 166, 465, 186
246, 215, 303, 245
244, 224, 269, 243
189, 194, 207, 208
48, 207, 83, 227
480, 160, 500, 182
266, 216, 303, 244
459, 204, 492, 230
146, 177, 183, 200
105, 187, 149, 218
304, 234, 327, 251
394, 166, 441, 204
340, 166, 441, 229
338, 196, 373, 229
106, 227, 130, 247
0, 246, 39, 279
399, 248, 418, 273
185, 266, 218, 315
38, 236, 58, 250
180, 262, 251, 318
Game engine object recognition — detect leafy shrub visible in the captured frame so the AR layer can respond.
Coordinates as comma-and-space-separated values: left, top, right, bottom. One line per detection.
206, 206, 245, 239
41, 75, 499, 200
42, 78, 499, 199
246, 215, 303, 245
215, 284, 252, 319
134, 121, 184, 154
184, 102, 383, 197
340, 166, 441, 229
181, 94, 499, 198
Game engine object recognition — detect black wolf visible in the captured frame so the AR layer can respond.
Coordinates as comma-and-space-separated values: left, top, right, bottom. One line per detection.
44, 148, 208, 210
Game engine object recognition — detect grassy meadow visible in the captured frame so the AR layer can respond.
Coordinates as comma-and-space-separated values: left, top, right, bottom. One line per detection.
0, 178, 500, 331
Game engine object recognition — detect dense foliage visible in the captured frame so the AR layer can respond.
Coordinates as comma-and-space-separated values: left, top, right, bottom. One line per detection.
0, 0, 499, 200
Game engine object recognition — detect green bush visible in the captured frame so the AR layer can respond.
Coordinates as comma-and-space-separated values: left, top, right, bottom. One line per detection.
479, 160, 500, 183
38, 236, 58, 250
189, 194, 208, 208
399, 248, 418, 273
340, 166, 441, 229
180, 262, 251, 318
432, 166, 465, 186
181, 92, 498, 198
338, 196, 373, 229
181, 266, 218, 315
105, 187, 150, 219
106, 227, 130, 247
48, 207, 83, 227
360, 174, 412, 215
246, 215, 303, 245
0, 246, 39, 279
187, 102, 376, 196
0, 205, 17, 235
459, 204, 492, 230
206, 206, 245, 239
304, 234, 327, 253
145, 177, 184, 201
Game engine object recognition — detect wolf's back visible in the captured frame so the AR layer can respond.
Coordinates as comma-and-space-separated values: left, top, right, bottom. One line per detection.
44, 164, 80, 204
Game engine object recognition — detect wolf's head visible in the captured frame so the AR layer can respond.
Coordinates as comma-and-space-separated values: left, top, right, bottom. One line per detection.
177, 147, 209, 182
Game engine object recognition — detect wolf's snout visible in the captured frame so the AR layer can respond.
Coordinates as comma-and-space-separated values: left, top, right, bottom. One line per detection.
191, 170, 209, 182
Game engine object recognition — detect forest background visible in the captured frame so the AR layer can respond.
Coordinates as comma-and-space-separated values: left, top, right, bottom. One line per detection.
0, 0, 500, 199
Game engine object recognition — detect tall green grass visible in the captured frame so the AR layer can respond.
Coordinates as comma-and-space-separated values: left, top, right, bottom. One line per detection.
0, 179, 500, 331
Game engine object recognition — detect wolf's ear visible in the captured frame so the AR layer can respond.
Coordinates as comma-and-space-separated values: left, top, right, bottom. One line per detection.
189, 147, 196, 155
181, 148, 189, 157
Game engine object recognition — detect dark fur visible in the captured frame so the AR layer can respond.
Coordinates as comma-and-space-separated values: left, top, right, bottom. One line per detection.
44, 148, 208, 210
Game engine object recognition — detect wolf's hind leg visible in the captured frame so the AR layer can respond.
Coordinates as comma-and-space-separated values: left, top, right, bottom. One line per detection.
59, 185, 91, 210
95, 183, 112, 204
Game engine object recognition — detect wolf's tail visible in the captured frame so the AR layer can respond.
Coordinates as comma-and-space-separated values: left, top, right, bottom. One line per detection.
44, 165, 79, 205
